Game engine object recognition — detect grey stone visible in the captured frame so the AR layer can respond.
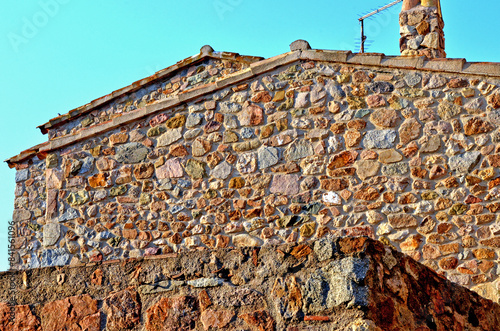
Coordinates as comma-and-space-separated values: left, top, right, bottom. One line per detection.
382, 162, 410, 176
187, 278, 224, 288
15, 169, 29, 182
58, 208, 79, 222
223, 114, 238, 129
157, 128, 182, 147
438, 102, 462, 120
363, 130, 397, 149
29, 248, 71, 268
211, 162, 232, 180
325, 81, 346, 99
284, 140, 314, 161
186, 113, 203, 128
219, 102, 242, 113
258, 146, 279, 169
95, 231, 114, 241
114, 143, 150, 163
289, 39, 311, 51
43, 223, 61, 247
240, 127, 254, 139
184, 128, 202, 140
465, 98, 485, 114
139, 280, 185, 294
449, 152, 481, 174
488, 109, 500, 125
79, 157, 94, 174
404, 73, 422, 87
12, 209, 31, 222
370, 81, 394, 94
314, 239, 335, 262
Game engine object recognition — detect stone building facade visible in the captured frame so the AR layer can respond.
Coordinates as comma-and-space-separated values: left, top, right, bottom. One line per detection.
6, 1, 500, 305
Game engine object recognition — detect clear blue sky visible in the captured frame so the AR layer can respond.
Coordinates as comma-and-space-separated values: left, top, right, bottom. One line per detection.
0, 0, 498, 271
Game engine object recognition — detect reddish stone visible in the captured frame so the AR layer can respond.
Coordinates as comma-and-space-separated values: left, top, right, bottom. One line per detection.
320, 179, 348, 191
464, 117, 493, 135
0, 303, 41, 331
238, 104, 263, 126
464, 195, 482, 204
370, 108, 399, 128
251, 91, 272, 103
145, 296, 199, 331
270, 174, 300, 196
103, 287, 141, 330
487, 154, 500, 167
439, 257, 458, 270
200, 309, 234, 330
327, 151, 358, 169
169, 144, 188, 157
366, 94, 386, 108
399, 118, 421, 144
156, 158, 184, 179
290, 244, 312, 259
46, 169, 64, 189
149, 113, 169, 127
41, 294, 99, 331
133, 163, 154, 179
304, 315, 330, 322
91, 269, 103, 286
447, 78, 468, 88
239, 310, 275, 331
204, 121, 222, 134
96, 157, 118, 171
198, 290, 212, 311
338, 237, 368, 254
429, 165, 447, 180
487, 93, 500, 109
353, 186, 380, 201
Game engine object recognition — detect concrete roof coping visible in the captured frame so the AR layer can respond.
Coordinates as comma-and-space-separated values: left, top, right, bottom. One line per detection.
6, 45, 500, 166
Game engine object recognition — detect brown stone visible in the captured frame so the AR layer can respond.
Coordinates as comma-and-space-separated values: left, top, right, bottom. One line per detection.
110, 132, 129, 145
269, 174, 300, 196
464, 117, 493, 135
96, 157, 118, 171
290, 244, 312, 259
239, 310, 275, 331
353, 186, 380, 201
169, 144, 189, 157
239, 104, 263, 126
487, 154, 500, 167
388, 214, 418, 229
0, 303, 41, 331
251, 91, 272, 103
480, 237, 500, 248
320, 179, 348, 191
103, 287, 141, 330
328, 151, 358, 169
41, 295, 99, 331
472, 249, 495, 260
133, 163, 154, 179
399, 118, 421, 144
487, 93, 500, 109
366, 94, 386, 108
439, 257, 458, 270
88, 173, 110, 188
344, 130, 362, 147
200, 309, 234, 330
370, 108, 399, 128
447, 78, 468, 88
145, 296, 199, 331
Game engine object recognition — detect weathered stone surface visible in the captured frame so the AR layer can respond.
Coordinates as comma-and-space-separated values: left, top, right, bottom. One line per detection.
270, 174, 300, 195
388, 214, 418, 229
449, 152, 481, 174
114, 143, 150, 163
382, 162, 409, 176
233, 234, 262, 247
356, 160, 380, 180
200, 309, 234, 330
238, 104, 263, 126
41, 295, 99, 331
399, 118, 421, 144
156, 158, 184, 179
370, 108, 399, 128
102, 288, 141, 330
157, 128, 183, 147
363, 130, 397, 149
184, 159, 206, 179
258, 146, 279, 169
43, 223, 60, 247
464, 117, 494, 135
211, 161, 232, 180
284, 140, 314, 161
145, 296, 199, 331
438, 102, 462, 120
378, 149, 402, 164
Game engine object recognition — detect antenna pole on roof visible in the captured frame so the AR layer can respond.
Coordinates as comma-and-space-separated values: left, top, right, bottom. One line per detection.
358, 0, 403, 53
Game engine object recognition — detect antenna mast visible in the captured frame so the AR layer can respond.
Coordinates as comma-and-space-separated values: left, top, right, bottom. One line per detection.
358, 0, 403, 53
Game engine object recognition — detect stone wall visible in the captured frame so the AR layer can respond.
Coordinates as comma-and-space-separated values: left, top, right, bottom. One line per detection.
8, 48, 500, 303
1, 237, 499, 330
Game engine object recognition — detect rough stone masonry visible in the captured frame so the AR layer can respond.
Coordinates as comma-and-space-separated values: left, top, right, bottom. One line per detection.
5, 10, 500, 306
1, 237, 499, 330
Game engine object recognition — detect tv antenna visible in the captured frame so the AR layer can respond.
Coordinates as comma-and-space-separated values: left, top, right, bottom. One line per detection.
358, 0, 403, 53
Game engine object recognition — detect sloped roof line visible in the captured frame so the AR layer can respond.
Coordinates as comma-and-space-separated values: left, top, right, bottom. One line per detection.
36, 46, 265, 134
6, 47, 500, 167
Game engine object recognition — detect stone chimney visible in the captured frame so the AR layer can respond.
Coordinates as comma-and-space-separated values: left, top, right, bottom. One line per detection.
399, 0, 445, 58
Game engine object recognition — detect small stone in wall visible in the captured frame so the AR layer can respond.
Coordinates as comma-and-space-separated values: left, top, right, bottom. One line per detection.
270, 174, 300, 195
114, 143, 149, 163
184, 159, 206, 179
233, 234, 262, 247
363, 130, 397, 149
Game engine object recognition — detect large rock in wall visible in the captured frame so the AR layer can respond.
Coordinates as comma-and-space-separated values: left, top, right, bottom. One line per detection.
9, 51, 500, 304
0, 237, 499, 330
